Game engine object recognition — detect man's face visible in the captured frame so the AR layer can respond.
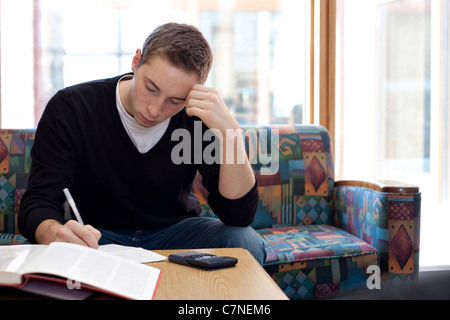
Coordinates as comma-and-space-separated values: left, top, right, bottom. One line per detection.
126, 53, 200, 128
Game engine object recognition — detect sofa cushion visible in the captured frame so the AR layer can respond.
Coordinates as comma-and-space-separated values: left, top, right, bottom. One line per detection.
259, 224, 378, 265
0, 233, 27, 245
257, 224, 379, 298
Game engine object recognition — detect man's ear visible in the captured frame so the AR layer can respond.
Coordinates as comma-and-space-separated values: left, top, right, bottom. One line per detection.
131, 49, 142, 72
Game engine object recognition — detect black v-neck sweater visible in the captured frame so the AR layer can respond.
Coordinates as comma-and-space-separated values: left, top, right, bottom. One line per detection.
18, 74, 259, 243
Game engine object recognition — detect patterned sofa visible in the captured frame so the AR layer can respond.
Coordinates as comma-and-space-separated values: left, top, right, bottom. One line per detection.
0, 129, 34, 245
0, 126, 421, 299
194, 125, 421, 299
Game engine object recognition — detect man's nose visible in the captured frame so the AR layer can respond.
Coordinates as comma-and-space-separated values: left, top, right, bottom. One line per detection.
147, 99, 164, 118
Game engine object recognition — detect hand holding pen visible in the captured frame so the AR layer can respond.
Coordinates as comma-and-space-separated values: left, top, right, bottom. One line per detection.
48, 188, 102, 248
34, 188, 101, 248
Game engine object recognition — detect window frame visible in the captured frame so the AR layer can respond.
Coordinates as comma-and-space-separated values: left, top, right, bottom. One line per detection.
319, 0, 336, 148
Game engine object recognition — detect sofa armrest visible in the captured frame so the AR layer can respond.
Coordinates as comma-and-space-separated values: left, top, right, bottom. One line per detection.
335, 179, 419, 194
334, 180, 421, 287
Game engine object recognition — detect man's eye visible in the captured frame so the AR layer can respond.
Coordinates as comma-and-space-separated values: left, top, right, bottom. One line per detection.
146, 86, 157, 94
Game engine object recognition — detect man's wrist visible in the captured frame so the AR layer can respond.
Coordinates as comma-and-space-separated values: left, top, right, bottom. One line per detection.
35, 219, 63, 244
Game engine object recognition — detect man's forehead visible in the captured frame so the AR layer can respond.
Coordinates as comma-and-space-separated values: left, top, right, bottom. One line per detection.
139, 58, 198, 98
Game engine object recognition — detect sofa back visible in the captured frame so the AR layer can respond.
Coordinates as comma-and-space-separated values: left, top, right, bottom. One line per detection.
0, 129, 35, 237
0, 125, 335, 237
194, 125, 335, 229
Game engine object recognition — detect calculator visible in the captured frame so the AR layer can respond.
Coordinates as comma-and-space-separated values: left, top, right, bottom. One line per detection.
168, 251, 238, 270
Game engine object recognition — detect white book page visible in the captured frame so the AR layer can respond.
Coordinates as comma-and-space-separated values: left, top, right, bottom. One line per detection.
0, 245, 47, 284
0, 245, 38, 272
16, 242, 160, 300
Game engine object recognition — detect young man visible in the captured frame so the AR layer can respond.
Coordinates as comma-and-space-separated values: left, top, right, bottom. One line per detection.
18, 23, 266, 265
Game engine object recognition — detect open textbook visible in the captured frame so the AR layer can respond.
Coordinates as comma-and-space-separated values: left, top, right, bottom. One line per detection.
0, 243, 161, 300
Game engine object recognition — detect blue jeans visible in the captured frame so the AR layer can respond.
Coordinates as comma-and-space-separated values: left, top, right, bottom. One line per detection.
97, 217, 266, 265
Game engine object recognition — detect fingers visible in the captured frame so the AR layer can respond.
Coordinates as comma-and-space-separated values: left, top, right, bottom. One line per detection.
185, 104, 207, 119
186, 93, 210, 119
185, 85, 225, 125
186, 89, 213, 111
85, 224, 102, 242
55, 220, 101, 249
186, 85, 220, 107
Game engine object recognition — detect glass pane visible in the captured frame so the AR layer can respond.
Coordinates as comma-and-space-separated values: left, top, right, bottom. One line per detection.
200, 7, 308, 124
0, 0, 35, 128
335, 0, 449, 267
62, 9, 120, 55
335, 0, 380, 181
377, 0, 431, 177
335, 0, 431, 182
63, 56, 120, 87
445, 0, 450, 202
0, 0, 310, 128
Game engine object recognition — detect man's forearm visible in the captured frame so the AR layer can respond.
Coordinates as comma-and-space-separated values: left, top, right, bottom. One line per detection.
218, 129, 256, 199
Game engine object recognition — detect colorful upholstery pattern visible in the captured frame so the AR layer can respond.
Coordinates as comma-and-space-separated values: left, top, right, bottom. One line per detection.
0, 129, 35, 244
269, 252, 379, 299
248, 125, 334, 229
259, 224, 378, 265
334, 186, 420, 287
2, 125, 422, 300
258, 225, 378, 299
0, 233, 27, 245
195, 125, 335, 230
194, 124, 421, 299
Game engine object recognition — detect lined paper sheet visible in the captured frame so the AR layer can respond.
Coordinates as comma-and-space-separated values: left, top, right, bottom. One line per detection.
99, 244, 166, 263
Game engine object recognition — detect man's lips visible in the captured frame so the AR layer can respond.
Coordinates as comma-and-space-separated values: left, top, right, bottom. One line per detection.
140, 114, 157, 125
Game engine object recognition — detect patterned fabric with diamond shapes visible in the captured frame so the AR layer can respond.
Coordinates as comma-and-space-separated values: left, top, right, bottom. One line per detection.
258, 224, 379, 299
335, 186, 420, 288
197, 125, 335, 229
194, 124, 421, 299
2, 126, 421, 300
0, 129, 35, 244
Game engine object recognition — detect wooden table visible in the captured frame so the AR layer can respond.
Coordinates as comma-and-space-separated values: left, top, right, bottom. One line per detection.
150, 248, 288, 300
0, 248, 288, 301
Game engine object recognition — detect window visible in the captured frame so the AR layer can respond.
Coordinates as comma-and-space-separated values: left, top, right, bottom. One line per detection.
336, 0, 450, 267
444, 0, 450, 202
377, 0, 431, 178
0, 0, 311, 128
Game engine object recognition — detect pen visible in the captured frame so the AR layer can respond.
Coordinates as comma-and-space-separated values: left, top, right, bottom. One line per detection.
63, 188, 85, 226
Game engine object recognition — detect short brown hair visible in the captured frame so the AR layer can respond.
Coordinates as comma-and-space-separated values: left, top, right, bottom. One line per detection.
138, 22, 213, 83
